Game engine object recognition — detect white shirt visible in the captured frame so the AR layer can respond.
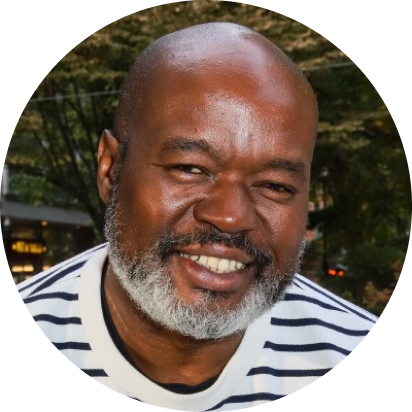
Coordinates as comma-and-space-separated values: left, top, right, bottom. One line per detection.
19, 244, 377, 411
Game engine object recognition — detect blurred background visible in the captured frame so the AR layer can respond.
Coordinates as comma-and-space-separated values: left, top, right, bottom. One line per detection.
1, 1, 410, 315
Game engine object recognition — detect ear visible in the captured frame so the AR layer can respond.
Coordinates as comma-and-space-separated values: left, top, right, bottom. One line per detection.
97, 129, 120, 205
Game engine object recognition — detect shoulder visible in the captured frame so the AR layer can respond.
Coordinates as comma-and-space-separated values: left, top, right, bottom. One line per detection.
18, 244, 107, 302
287, 274, 377, 325
17, 244, 108, 364
267, 274, 377, 350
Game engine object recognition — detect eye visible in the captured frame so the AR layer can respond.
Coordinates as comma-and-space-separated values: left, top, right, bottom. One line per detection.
265, 183, 291, 192
173, 165, 204, 174
167, 164, 211, 182
258, 182, 296, 200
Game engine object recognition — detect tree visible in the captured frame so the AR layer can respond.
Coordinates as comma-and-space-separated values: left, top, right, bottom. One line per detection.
7, 2, 339, 234
7, 1, 410, 311
305, 62, 410, 310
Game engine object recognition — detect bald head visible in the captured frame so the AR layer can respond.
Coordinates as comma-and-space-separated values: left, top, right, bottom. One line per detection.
113, 22, 317, 149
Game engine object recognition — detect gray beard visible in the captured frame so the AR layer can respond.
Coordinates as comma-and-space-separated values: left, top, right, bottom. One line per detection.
104, 191, 304, 341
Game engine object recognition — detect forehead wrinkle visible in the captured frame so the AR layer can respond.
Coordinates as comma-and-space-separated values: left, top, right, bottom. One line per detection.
159, 136, 219, 160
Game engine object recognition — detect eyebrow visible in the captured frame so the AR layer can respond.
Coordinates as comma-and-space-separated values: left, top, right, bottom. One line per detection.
159, 137, 219, 159
262, 158, 307, 182
159, 136, 307, 181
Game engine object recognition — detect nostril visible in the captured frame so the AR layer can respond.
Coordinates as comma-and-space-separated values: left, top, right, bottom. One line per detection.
193, 184, 258, 233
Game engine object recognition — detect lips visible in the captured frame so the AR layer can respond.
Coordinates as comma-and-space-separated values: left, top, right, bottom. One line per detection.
170, 242, 255, 295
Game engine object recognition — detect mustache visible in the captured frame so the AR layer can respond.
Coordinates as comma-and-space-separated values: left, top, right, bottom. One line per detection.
156, 228, 272, 270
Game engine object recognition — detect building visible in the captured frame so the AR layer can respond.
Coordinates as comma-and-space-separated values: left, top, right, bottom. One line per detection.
1, 166, 95, 284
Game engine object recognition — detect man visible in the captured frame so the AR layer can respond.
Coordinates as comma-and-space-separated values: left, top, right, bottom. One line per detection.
19, 23, 376, 410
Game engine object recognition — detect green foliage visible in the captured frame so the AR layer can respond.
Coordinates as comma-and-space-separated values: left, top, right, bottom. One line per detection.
295, 20, 411, 311
9, 1, 338, 236
7, 1, 411, 310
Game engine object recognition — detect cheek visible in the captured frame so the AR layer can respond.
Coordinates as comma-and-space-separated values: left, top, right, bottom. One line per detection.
259, 200, 308, 260
117, 174, 199, 248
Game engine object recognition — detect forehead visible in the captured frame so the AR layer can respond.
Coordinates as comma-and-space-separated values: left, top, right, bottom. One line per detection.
139, 34, 312, 107
125, 38, 317, 168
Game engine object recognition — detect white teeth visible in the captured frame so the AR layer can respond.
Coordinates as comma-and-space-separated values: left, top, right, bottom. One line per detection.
217, 259, 230, 272
180, 253, 246, 274
235, 262, 244, 270
198, 255, 208, 266
207, 257, 219, 270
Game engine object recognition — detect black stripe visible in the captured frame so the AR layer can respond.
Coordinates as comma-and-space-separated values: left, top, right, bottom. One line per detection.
18, 244, 105, 293
248, 366, 331, 377
264, 341, 351, 356
283, 293, 346, 313
82, 369, 108, 377
33, 314, 82, 325
27, 261, 86, 296
291, 279, 303, 290
53, 341, 91, 350
18, 261, 85, 294
270, 317, 370, 336
18, 268, 63, 293
23, 292, 79, 304
208, 393, 284, 410
294, 276, 376, 323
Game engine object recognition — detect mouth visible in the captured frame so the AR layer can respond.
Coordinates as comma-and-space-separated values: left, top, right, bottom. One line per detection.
179, 252, 246, 274
165, 242, 266, 302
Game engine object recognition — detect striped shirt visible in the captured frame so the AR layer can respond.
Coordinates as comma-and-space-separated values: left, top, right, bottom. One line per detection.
18, 244, 377, 411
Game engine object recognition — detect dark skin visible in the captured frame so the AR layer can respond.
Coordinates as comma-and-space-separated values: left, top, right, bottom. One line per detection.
97, 24, 318, 386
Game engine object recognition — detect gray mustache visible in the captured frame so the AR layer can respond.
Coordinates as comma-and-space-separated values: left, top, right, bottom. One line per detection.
156, 228, 272, 270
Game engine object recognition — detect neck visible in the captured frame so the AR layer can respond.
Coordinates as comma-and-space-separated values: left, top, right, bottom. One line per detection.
103, 265, 244, 386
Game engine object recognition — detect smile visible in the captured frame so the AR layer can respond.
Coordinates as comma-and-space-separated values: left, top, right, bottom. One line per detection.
179, 253, 246, 274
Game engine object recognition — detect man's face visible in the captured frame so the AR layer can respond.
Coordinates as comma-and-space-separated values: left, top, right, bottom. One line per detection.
104, 53, 317, 339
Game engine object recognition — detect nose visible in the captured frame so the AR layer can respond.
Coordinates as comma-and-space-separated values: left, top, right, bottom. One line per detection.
193, 179, 258, 233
